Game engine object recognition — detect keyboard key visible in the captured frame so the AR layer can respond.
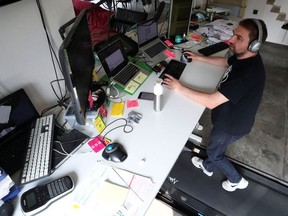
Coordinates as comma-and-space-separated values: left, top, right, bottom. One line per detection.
145, 41, 167, 58
159, 60, 186, 80
20, 114, 54, 184
198, 42, 229, 56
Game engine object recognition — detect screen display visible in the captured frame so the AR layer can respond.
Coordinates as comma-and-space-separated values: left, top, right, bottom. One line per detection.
105, 49, 124, 72
25, 192, 37, 209
137, 20, 158, 46
0, 89, 39, 140
96, 39, 128, 78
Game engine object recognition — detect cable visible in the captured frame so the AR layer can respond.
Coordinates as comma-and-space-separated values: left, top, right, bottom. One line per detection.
50, 79, 69, 102
35, 0, 67, 107
94, 118, 133, 146
106, 82, 123, 99
53, 141, 93, 157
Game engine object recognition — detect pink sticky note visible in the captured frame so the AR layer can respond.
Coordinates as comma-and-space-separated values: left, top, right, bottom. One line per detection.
88, 136, 106, 153
126, 99, 139, 108
164, 49, 176, 58
88, 90, 93, 109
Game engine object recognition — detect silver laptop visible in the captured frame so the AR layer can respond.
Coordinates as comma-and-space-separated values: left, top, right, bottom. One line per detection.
137, 19, 168, 65
97, 39, 150, 95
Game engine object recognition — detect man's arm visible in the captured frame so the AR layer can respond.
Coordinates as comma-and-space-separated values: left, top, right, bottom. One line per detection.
184, 51, 229, 67
163, 74, 228, 109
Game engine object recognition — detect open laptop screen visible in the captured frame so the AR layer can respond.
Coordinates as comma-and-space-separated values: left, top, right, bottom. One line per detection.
106, 49, 125, 72
97, 39, 128, 78
137, 19, 158, 47
0, 89, 39, 176
0, 89, 39, 141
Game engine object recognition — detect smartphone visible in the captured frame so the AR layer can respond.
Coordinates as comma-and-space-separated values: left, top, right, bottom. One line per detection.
138, 92, 154, 101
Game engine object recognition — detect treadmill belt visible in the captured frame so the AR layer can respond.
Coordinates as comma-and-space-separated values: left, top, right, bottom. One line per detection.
158, 145, 288, 216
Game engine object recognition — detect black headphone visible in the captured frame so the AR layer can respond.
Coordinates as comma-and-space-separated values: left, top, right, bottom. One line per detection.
248, 19, 263, 53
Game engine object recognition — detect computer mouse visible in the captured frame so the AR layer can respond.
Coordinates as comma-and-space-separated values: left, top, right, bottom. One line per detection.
102, 142, 128, 162
0, 201, 14, 216
180, 53, 192, 63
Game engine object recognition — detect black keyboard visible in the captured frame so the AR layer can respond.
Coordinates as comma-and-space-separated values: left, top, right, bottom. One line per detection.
159, 60, 186, 80
198, 42, 229, 56
145, 41, 167, 58
114, 63, 140, 85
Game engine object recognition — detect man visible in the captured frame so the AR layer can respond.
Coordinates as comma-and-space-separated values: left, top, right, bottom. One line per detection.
163, 18, 268, 192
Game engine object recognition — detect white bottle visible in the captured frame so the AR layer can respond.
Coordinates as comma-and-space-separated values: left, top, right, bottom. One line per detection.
153, 79, 163, 112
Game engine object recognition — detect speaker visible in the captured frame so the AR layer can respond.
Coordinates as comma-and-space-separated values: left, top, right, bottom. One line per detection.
248, 19, 263, 53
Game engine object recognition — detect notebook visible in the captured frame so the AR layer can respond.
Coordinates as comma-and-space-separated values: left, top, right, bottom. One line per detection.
97, 39, 150, 95
0, 89, 39, 177
137, 19, 168, 65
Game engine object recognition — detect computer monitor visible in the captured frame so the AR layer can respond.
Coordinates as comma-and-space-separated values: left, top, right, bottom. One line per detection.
59, 9, 95, 125
167, 0, 193, 42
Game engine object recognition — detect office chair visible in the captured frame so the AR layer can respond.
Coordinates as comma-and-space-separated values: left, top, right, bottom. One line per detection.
109, 8, 148, 33
116, 0, 132, 9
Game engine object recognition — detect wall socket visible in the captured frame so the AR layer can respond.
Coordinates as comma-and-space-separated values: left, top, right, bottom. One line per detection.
253, 9, 258, 15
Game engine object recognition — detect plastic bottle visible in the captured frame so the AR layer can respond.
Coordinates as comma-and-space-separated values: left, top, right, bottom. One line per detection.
153, 79, 163, 112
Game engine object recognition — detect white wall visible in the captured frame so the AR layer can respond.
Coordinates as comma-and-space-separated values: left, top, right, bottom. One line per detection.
0, 0, 75, 113
244, 0, 288, 45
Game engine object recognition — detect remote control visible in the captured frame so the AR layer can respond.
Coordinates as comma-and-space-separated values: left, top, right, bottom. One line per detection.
21, 176, 74, 215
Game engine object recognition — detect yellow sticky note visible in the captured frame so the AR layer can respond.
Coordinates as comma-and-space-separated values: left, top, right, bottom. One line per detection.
92, 69, 100, 81
94, 115, 106, 133
110, 102, 125, 117
133, 71, 148, 84
124, 80, 140, 94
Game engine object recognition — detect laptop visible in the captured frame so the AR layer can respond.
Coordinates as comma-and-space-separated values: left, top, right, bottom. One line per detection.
0, 89, 89, 183
137, 19, 168, 65
0, 89, 40, 178
97, 39, 150, 95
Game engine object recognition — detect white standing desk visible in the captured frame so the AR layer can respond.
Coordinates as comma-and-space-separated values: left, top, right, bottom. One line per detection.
12, 44, 226, 216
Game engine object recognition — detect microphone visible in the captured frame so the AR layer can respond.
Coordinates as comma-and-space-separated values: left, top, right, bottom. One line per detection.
141, 0, 153, 13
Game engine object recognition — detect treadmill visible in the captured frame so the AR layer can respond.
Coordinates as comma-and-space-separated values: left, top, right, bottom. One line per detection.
157, 142, 288, 216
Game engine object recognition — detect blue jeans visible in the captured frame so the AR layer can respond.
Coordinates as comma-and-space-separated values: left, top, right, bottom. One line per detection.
203, 127, 245, 183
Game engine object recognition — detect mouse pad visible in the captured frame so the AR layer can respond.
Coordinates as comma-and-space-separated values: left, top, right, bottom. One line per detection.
51, 127, 89, 172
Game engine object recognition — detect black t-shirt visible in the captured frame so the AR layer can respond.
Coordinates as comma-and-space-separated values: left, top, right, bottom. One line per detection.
211, 53, 265, 135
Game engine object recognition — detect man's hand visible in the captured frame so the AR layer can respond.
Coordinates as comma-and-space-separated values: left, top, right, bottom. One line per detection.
162, 74, 183, 92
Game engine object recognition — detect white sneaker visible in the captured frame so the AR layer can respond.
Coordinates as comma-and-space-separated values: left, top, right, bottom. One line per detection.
191, 156, 213, 177
222, 177, 249, 192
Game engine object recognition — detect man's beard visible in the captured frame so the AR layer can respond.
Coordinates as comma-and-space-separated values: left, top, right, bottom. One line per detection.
229, 45, 244, 58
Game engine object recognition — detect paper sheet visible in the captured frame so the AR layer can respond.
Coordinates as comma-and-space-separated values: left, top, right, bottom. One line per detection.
67, 165, 154, 216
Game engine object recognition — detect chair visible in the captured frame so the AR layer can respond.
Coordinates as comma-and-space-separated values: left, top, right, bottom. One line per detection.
109, 7, 148, 33
72, 0, 117, 46
116, 0, 132, 9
